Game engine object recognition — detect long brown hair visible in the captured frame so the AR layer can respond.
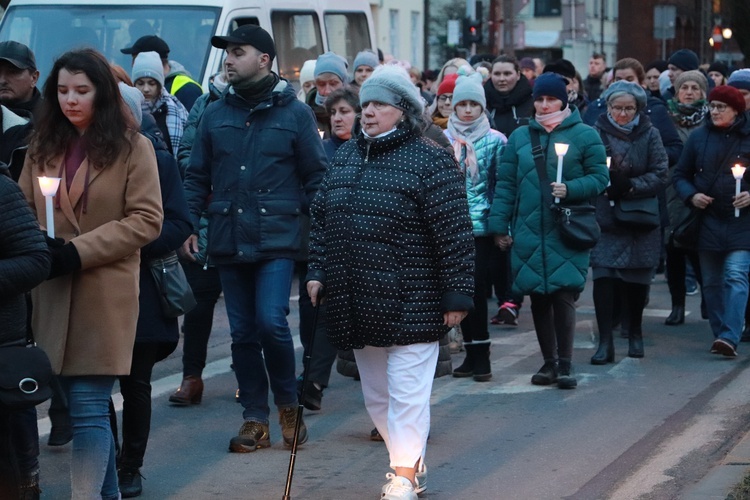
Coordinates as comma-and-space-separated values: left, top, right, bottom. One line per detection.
30, 48, 136, 170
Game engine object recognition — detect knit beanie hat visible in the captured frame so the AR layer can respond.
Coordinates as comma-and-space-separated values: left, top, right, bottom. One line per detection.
673, 70, 707, 96
437, 73, 458, 96
118, 82, 143, 126
728, 69, 750, 91
668, 49, 699, 72
299, 59, 316, 86
353, 50, 379, 72
519, 57, 536, 71
131, 51, 164, 88
707, 61, 729, 78
708, 85, 746, 114
314, 52, 348, 83
645, 60, 668, 74
360, 64, 424, 117
532, 72, 569, 107
452, 69, 486, 109
542, 59, 576, 80
603, 80, 647, 111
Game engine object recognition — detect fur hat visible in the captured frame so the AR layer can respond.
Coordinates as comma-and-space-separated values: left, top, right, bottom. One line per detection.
360, 64, 424, 117
452, 68, 486, 109
673, 70, 708, 97
131, 51, 164, 88
668, 49, 699, 72
353, 50, 379, 72
708, 85, 746, 115
437, 73, 458, 96
728, 69, 750, 92
532, 72, 569, 107
314, 52, 348, 83
118, 82, 143, 126
603, 80, 647, 111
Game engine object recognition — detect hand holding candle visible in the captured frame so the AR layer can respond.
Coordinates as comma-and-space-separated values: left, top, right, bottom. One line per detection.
38, 176, 61, 238
554, 143, 569, 204
732, 164, 746, 218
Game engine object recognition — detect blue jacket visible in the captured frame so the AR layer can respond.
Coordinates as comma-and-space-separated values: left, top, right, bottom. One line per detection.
672, 115, 750, 252
184, 78, 327, 264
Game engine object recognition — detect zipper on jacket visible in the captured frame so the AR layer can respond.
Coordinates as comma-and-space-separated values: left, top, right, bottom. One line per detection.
364, 143, 371, 164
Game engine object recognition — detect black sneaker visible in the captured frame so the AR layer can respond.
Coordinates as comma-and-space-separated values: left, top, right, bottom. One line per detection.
297, 380, 323, 411
229, 420, 271, 452
118, 467, 143, 498
530, 361, 558, 386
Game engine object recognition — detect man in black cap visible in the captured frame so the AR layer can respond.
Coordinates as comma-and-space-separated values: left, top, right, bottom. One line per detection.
0, 41, 41, 119
121, 35, 203, 111
182, 24, 327, 454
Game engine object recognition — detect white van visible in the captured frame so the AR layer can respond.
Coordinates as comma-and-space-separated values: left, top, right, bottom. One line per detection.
0, 0, 376, 88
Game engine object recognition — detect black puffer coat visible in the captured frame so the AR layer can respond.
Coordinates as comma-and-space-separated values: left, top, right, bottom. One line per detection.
673, 115, 750, 252
591, 114, 669, 269
484, 76, 534, 136
0, 168, 49, 346
307, 124, 475, 350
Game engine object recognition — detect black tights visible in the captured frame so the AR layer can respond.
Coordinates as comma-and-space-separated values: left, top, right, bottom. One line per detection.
529, 290, 577, 362
593, 278, 649, 338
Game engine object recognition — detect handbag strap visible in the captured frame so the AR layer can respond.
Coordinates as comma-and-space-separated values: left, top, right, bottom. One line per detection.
529, 129, 554, 208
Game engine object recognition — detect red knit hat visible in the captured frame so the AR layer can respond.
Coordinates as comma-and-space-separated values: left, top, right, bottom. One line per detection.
437, 73, 458, 96
708, 85, 746, 115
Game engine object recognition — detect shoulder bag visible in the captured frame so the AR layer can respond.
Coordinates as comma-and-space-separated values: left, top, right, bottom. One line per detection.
530, 129, 600, 250
149, 251, 197, 318
0, 338, 53, 410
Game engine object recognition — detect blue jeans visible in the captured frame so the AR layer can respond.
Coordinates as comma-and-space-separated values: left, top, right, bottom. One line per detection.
61, 375, 119, 500
218, 260, 297, 423
700, 250, 750, 347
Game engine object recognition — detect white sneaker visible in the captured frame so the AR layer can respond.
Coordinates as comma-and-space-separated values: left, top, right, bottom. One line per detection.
381, 473, 417, 500
414, 462, 427, 495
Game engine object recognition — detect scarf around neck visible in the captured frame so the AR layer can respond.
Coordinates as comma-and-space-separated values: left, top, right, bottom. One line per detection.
667, 99, 708, 128
142, 87, 188, 156
447, 113, 491, 181
535, 107, 572, 132
606, 113, 640, 134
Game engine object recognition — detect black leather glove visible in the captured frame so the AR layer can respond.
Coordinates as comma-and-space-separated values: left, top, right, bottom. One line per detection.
47, 241, 81, 280
607, 170, 633, 200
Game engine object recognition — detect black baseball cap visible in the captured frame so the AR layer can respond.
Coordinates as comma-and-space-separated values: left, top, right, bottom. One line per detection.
120, 35, 169, 59
0, 41, 36, 70
211, 25, 276, 61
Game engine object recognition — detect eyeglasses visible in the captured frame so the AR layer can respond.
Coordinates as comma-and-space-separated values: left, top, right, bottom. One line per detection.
437, 94, 453, 103
709, 103, 729, 112
609, 106, 637, 115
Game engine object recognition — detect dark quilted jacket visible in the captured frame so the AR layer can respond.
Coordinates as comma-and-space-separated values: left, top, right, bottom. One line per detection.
672, 115, 750, 252
590, 114, 669, 269
307, 125, 475, 349
0, 170, 50, 346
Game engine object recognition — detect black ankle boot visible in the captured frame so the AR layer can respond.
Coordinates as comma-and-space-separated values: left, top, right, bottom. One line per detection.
591, 330, 614, 365
452, 344, 475, 377
557, 360, 577, 389
531, 360, 558, 386
118, 467, 143, 498
471, 342, 492, 382
628, 330, 644, 358
18, 471, 40, 500
664, 306, 684, 325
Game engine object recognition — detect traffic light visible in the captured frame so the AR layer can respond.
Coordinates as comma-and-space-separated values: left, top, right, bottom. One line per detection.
463, 18, 482, 46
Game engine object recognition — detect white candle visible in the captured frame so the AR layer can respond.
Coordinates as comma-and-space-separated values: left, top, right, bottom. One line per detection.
554, 143, 569, 204
38, 176, 61, 239
732, 164, 746, 218
606, 157, 614, 206
318, 129, 325, 139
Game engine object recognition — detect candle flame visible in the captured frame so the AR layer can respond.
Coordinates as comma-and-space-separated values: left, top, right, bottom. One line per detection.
554, 143, 569, 156
38, 176, 62, 196
732, 164, 746, 179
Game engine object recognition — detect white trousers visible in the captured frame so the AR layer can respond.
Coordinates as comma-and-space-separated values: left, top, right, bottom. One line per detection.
354, 341, 439, 469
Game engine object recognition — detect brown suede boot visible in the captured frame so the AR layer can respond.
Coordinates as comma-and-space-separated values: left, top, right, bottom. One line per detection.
168, 376, 204, 405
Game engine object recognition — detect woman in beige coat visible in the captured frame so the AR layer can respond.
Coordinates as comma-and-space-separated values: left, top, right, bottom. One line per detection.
19, 48, 162, 500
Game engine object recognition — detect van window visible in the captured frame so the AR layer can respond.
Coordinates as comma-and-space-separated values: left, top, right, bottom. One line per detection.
271, 11, 323, 87
0, 5, 219, 86
324, 12, 371, 69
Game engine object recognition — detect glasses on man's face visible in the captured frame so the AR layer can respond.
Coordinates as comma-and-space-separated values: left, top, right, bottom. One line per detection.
438, 94, 453, 103
609, 105, 637, 115
709, 103, 729, 112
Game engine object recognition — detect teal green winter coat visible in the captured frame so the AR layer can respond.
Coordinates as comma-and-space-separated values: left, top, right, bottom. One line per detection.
488, 108, 609, 295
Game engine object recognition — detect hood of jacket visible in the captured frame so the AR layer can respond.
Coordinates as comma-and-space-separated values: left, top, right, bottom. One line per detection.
166, 60, 191, 79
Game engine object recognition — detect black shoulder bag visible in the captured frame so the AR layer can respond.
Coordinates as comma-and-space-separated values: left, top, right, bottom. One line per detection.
530, 129, 600, 250
0, 335, 53, 410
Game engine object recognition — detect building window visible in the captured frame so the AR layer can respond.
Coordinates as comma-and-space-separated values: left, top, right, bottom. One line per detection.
411, 11, 420, 67
535, 0, 562, 17
389, 9, 399, 58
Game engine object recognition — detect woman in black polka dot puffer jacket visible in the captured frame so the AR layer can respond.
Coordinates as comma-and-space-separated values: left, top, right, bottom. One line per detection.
307, 64, 475, 498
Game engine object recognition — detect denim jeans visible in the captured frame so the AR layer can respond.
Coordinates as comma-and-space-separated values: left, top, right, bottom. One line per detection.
699, 250, 750, 347
61, 375, 119, 500
218, 259, 297, 423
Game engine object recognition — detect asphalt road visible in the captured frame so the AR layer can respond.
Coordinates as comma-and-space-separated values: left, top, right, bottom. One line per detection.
34, 272, 750, 499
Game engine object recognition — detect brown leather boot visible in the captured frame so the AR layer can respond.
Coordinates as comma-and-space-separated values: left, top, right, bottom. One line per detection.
168, 376, 203, 405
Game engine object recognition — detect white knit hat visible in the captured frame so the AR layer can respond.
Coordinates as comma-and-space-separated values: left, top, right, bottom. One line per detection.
131, 51, 164, 88
118, 82, 144, 126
